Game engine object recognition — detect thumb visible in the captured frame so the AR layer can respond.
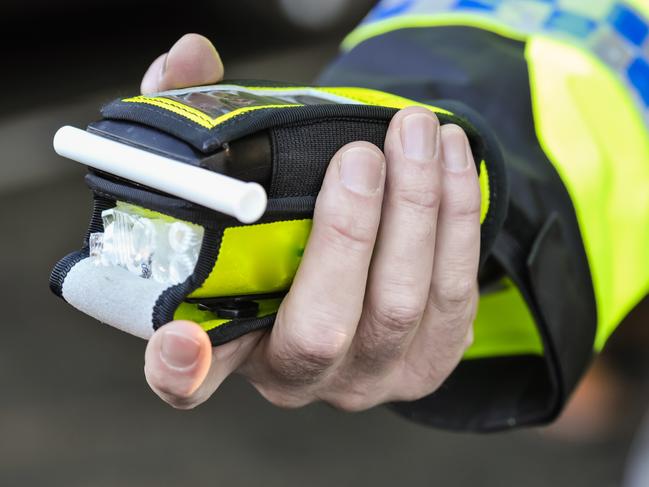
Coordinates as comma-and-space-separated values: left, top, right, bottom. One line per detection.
144, 321, 255, 409
140, 33, 224, 95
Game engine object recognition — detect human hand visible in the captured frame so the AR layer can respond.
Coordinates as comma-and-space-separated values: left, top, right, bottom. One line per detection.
141, 34, 480, 411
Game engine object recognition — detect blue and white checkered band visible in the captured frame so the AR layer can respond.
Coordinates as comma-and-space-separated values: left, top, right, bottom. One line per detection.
360, 0, 649, 125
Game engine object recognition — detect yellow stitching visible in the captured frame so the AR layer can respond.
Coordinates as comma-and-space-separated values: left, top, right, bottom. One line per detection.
123, 96, 214, 127
139, 97, 214, 122
124, 96, 303, 129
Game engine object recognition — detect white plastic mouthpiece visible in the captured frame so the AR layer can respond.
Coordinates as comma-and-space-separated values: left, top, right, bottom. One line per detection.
53, 125, 268, 223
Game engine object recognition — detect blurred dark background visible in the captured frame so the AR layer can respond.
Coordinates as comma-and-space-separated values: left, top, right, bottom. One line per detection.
1, 1, 649, 486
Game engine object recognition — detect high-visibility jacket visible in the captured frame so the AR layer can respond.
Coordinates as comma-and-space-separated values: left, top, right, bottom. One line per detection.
319, 0, 649, 431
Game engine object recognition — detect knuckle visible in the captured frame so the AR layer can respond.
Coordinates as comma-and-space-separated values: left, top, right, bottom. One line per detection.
446, 183, 482, 219
393, 181, 442, 213
318, 206, 377, 254
290, 329, 348, 363
432, 276, 477, 313
269, 332, 347, 384
369, 297, 423, 335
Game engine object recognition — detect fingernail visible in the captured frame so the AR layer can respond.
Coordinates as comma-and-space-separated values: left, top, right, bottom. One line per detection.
160, 330, 201, 370
442, 126, 471, 172
339, 147, 383, 195
401, 112, 437, 161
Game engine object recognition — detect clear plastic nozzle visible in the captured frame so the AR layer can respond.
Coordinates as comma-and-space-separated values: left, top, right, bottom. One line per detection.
89, 204, 204, 285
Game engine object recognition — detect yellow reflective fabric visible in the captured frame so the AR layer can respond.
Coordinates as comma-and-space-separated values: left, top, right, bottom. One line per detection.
479, 160, 490, 224
627, 0, 649, 18
465, 281, 543, 359
174, 298, 283, 332
342, 13, 527, 51
318, 87, 452, 115
342, 2, 649, 53
115, 201, 180, 223
188, 219, 312, 299
526, 35, 649, 351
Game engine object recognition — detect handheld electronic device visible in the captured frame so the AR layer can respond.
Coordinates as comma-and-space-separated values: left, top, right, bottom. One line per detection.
50, 82, 507, 345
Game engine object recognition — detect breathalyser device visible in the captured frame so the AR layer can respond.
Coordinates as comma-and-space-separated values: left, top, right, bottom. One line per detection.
50, 81, 506, 345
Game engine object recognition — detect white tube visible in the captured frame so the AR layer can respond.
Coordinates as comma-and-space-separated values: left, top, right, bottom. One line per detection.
53, 126, 267, 223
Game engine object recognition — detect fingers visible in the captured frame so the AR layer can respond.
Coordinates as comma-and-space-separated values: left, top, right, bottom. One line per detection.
144, 116, 480, 413
141, 33, 224, 95
351, 107, 442, 371
428, 124, 480, 317
244, 142, 386, 401
405, 124, 481, 392
144, 321, 257, 409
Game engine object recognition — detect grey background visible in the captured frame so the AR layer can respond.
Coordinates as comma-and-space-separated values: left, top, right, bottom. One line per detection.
1, 2, 647, 486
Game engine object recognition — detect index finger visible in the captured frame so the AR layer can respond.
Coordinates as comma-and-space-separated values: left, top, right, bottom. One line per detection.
249, 142, 386, 388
